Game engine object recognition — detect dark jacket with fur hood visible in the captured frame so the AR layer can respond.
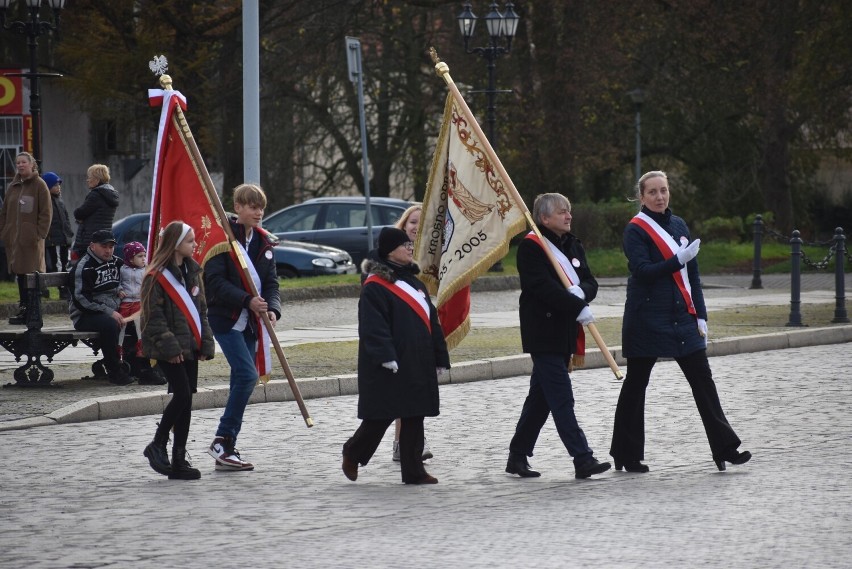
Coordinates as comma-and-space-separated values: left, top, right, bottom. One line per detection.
141, 258, 215, 363
357, 257, 450, 420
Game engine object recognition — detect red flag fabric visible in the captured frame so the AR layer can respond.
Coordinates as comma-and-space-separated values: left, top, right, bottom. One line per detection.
147, 89, 230, 266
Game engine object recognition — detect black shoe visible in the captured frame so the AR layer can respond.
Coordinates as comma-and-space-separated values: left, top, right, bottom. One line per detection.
506, 454, 541, 478
138, 368, 167, 386
575, 458, 611, 479
614, 459, 650, 473
108, 368, 134, 386
169, 448, 201, 480
8, 307, 26, 325
714, 449, 751, 471
143, 440, 171, 476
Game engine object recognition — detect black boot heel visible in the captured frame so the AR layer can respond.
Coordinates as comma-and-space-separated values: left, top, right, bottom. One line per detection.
715, 450, 751, 471
614, 459, 649, 473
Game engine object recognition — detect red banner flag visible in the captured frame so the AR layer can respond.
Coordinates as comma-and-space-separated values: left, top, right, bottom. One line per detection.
147, 89, 230, 265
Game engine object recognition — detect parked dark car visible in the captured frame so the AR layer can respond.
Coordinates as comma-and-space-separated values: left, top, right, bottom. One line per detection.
261, 196, 412, 267
111, 213, 356, 278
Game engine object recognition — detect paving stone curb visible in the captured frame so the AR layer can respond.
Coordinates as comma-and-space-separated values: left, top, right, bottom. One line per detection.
1, 324, 848, 432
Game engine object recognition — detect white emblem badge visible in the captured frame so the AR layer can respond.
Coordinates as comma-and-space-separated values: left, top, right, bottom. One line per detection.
571, 258, 581, 268
265, 250, 273, 260
191, 286, 199, 297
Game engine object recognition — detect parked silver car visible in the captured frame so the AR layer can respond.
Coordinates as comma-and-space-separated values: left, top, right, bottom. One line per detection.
262, 196, 412, 267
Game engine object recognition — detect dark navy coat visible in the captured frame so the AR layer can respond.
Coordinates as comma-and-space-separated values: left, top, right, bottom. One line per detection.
357, 259, 450, 420
621, 207, 708, 358
518, 226, 598, 357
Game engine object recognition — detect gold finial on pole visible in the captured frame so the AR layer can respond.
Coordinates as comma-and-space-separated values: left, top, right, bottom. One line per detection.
429, 47, 450, 80
159, 74, 173, 91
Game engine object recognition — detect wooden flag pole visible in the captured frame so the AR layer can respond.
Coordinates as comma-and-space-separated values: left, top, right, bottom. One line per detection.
429, 49, 623, 380
157, 73, 314, 426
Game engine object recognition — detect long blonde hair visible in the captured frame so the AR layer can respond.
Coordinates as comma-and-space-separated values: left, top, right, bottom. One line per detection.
394, 203, 422, 230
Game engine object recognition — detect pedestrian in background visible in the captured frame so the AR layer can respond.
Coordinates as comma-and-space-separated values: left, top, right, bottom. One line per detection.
342, 226, 450, 485
505, 193, 611, 480
42, 171, 74, 299
0, 152, 52, 324
71, 164, 119, 261
610, 170, 751, 472
141, 221, 214, 480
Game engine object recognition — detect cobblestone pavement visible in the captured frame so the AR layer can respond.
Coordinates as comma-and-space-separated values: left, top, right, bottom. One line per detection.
0, 343, 850, 568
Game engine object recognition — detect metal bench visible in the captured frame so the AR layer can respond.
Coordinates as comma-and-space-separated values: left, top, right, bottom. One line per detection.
0, 272, 103, 387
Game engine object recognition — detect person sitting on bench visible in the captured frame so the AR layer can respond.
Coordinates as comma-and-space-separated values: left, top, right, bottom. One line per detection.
69, 229, 132, 386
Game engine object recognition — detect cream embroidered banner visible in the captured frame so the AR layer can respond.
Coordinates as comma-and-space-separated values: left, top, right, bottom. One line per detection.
417, 93, 527, 348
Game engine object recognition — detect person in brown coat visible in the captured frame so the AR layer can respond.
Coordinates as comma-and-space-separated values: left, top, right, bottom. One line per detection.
0, 152, 52, 324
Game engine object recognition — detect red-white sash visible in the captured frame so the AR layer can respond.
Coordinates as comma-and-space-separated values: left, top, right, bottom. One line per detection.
155, 268, 202, 349
229, 240, 272, 379
629, 212, 696, 315
364, 275, 431, 333
524, 232, 586, 356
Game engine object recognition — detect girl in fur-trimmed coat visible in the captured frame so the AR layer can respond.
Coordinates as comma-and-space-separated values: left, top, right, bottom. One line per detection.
141, 221, 215, 480
342, 227, 450, 485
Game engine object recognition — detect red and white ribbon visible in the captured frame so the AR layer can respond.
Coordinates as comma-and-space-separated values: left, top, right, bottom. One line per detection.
155, 268, 202, 349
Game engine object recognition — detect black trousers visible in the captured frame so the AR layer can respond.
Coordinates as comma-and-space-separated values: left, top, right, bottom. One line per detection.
610, 350, 741, 461
344, 416, 426, 483
155, 359, 198, 450
74, 312, 121, 371
45, 244, 70, 273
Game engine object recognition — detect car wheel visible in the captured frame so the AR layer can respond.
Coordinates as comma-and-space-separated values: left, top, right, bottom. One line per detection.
278, 266, 298, 279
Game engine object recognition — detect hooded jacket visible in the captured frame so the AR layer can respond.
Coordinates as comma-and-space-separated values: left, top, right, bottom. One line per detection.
72, 183, 119, 255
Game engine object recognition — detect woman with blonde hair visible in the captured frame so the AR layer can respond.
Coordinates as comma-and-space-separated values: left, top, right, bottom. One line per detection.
141, 221, 215, 480
0, 152, 52, 324
71, 163, 119, 260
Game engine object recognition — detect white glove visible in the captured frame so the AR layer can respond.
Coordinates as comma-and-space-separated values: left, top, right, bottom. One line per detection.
576, 306, 595, 325
436, 367, 447, 378
382, 361, 399, 373
676, 238, 701, 265
697, 318, 708, 339
568, 285, 586, 301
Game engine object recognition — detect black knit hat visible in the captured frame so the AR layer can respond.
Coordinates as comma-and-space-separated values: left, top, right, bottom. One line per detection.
378, 227, 410, 259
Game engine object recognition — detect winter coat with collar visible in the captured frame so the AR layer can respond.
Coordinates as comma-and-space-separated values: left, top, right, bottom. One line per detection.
47, 193, 74, 247
621, 206, 708, 358
357, 258, 450, 420
0, 173, 52, 274
518, 225, 598, 356
203, 216, 281, 334
72, 183, 119, 255
69, 248, 122, 324
141, 258, 215, 363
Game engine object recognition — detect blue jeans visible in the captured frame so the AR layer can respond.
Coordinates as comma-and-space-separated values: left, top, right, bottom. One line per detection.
214, 327, 258, 442
509, 353, 593, 466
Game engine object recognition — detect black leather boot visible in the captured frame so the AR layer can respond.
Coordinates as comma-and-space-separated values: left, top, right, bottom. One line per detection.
8, 305, 26, 325
169, 448, 201, 480
505, 453, 541, 478
143, 436, 171, 476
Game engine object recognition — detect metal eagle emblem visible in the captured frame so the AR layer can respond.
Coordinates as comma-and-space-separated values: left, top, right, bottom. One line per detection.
148, 55, 169, 77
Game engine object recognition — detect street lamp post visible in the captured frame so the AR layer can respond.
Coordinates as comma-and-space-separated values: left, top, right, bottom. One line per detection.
628, 88, 645, 181
456, 1, 520, 152
0, 0, 65, 166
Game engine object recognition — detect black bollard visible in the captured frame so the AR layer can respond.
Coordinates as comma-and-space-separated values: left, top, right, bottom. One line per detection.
750, 214, 763, 289
831, 227, 849, 323
786, 230, 804, 327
